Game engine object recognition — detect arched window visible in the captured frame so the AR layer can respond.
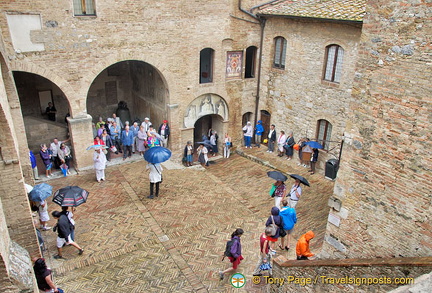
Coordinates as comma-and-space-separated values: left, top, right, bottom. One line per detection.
245, 46, 257, 78
200, 48, 214, 84
316, 119, 332, 150
273, 37, 287, 69
73, 0, 96, 16
323, 45, 344, 83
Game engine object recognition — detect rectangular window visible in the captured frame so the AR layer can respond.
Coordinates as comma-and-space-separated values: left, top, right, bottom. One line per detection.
324, 45, 344, 83
73, 0, 96, 16
273, 37, 287, 69
317, 120, 332, 150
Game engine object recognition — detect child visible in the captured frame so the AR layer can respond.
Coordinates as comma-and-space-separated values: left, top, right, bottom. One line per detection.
253, 227, 273, 276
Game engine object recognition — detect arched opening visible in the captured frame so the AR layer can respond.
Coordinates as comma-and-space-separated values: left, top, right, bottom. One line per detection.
242, 112, 253, 127
12, 71, 70, 151
193, 114, 224, 150
86, 60, 168, 129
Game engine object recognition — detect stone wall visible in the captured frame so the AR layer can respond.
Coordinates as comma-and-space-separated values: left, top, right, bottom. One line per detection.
321, 0, 432, 258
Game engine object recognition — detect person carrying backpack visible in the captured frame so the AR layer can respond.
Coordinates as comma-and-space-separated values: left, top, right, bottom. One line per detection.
219, 228, 244, 280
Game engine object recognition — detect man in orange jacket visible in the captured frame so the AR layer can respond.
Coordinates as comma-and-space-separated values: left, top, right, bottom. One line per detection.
296, 230, 316, 260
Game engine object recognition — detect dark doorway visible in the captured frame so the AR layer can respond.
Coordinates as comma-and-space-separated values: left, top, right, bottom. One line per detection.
260, 110, 271, 141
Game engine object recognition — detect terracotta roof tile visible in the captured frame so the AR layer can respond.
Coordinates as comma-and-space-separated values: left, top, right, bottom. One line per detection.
255, 0, 366, 22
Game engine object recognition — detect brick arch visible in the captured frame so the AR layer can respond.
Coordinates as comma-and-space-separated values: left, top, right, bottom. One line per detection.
8, 60, 76, 117
183, 93, 229, 128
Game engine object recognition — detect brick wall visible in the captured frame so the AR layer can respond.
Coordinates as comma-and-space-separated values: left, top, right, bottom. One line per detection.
321, 0, 432, 258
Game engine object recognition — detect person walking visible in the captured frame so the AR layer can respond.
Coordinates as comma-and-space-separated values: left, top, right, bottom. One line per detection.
39, 144, 52, 178
272, 180, 287, 209
265, 207, 285, 252
38, 200, 51, 231
296, 231, 316, 260
33, 258, 60, 293
242, 122, 253, 148
288, 179, 302, 209
219, 228, 244, 280
61, 206, 75, 241
279, 199, 297, 250
93, 147, 107, 183
183, 141, 194, 167
223, 133, 232, 158
52, 211, 84, 259
158, 120, 170, 148
147, 163, 163, 199
121, 125, 134, 160
254, 120, 264, 147
266, 124, 276, 153
252, 227, 274, 276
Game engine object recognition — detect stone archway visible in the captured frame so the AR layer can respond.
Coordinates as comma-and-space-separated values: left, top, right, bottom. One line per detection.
184, 93, 228, 128
86, 60, 169, 130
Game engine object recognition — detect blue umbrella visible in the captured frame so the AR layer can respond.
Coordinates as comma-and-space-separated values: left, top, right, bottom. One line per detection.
196, 140, 212, 148
305, 141, 324, 149
29, 183, 53, 202
143, 146, 172, 164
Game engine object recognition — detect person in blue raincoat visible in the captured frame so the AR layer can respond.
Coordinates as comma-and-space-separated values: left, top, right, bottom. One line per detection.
29, 149, 40, 180
255, 120, 264, 147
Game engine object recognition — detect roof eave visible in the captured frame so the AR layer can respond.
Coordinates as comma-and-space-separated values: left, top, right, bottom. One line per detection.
256, 13, 363, 24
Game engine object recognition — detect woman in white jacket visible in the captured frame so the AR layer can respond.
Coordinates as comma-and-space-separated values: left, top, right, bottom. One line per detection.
93, 148, 107, 182
147, 163, 163, 199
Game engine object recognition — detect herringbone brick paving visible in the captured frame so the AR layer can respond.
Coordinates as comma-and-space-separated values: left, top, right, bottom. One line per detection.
40, 147, 334, 292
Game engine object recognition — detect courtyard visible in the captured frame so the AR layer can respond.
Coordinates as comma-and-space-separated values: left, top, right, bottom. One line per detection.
39, 147, 334, 292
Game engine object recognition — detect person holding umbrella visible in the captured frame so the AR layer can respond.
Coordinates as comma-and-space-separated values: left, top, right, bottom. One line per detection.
288, 179, 302, 209
29, 183, 53, 231
52, 210, 84, 259
267, 171, 288, 209
93, 147, 107, 183
143, 146, 171, 199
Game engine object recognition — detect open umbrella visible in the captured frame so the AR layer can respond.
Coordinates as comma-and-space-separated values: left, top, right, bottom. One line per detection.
305, 141, 324, 149
289, 174, 310, 187
196, 140, 212, 148
25, 183, 33, 194
29, 183, 53, 202
143, 146, 172, 164
52, 186, 89, 207
86, 144, 108, 150
267, 171, 288, 182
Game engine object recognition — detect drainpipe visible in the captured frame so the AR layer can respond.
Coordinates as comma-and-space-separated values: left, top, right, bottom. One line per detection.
252, 16, 266, 143
238, 0, 258, 20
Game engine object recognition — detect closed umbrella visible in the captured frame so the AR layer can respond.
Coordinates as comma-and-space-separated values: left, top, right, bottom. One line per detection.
52, 186, 89, 207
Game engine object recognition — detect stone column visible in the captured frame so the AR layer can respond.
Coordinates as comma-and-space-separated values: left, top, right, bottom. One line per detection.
67, 115, 94, 170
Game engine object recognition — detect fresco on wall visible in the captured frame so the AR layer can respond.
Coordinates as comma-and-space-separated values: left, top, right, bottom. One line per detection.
226, 51, 243, 79
184, 94, 228, 128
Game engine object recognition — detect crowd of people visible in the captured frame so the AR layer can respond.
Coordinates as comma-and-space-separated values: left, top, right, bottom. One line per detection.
243, 121, 320, 175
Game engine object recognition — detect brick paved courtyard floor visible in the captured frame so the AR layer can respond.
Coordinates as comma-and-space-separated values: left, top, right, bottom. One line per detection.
40, 147, 334, 292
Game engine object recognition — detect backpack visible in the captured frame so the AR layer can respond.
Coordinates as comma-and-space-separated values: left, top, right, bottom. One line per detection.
222, 238, 237, 261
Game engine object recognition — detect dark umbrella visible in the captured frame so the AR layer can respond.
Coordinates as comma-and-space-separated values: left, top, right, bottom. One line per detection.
29, 183, 53, 202
143, 146, 172, 164
289, 174, 310, 187
52, 186, 89, 207
305, 141, 324, 149
267, 171, 288, 182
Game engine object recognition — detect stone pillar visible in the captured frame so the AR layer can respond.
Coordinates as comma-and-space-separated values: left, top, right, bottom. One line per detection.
67, 115, 94, 170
